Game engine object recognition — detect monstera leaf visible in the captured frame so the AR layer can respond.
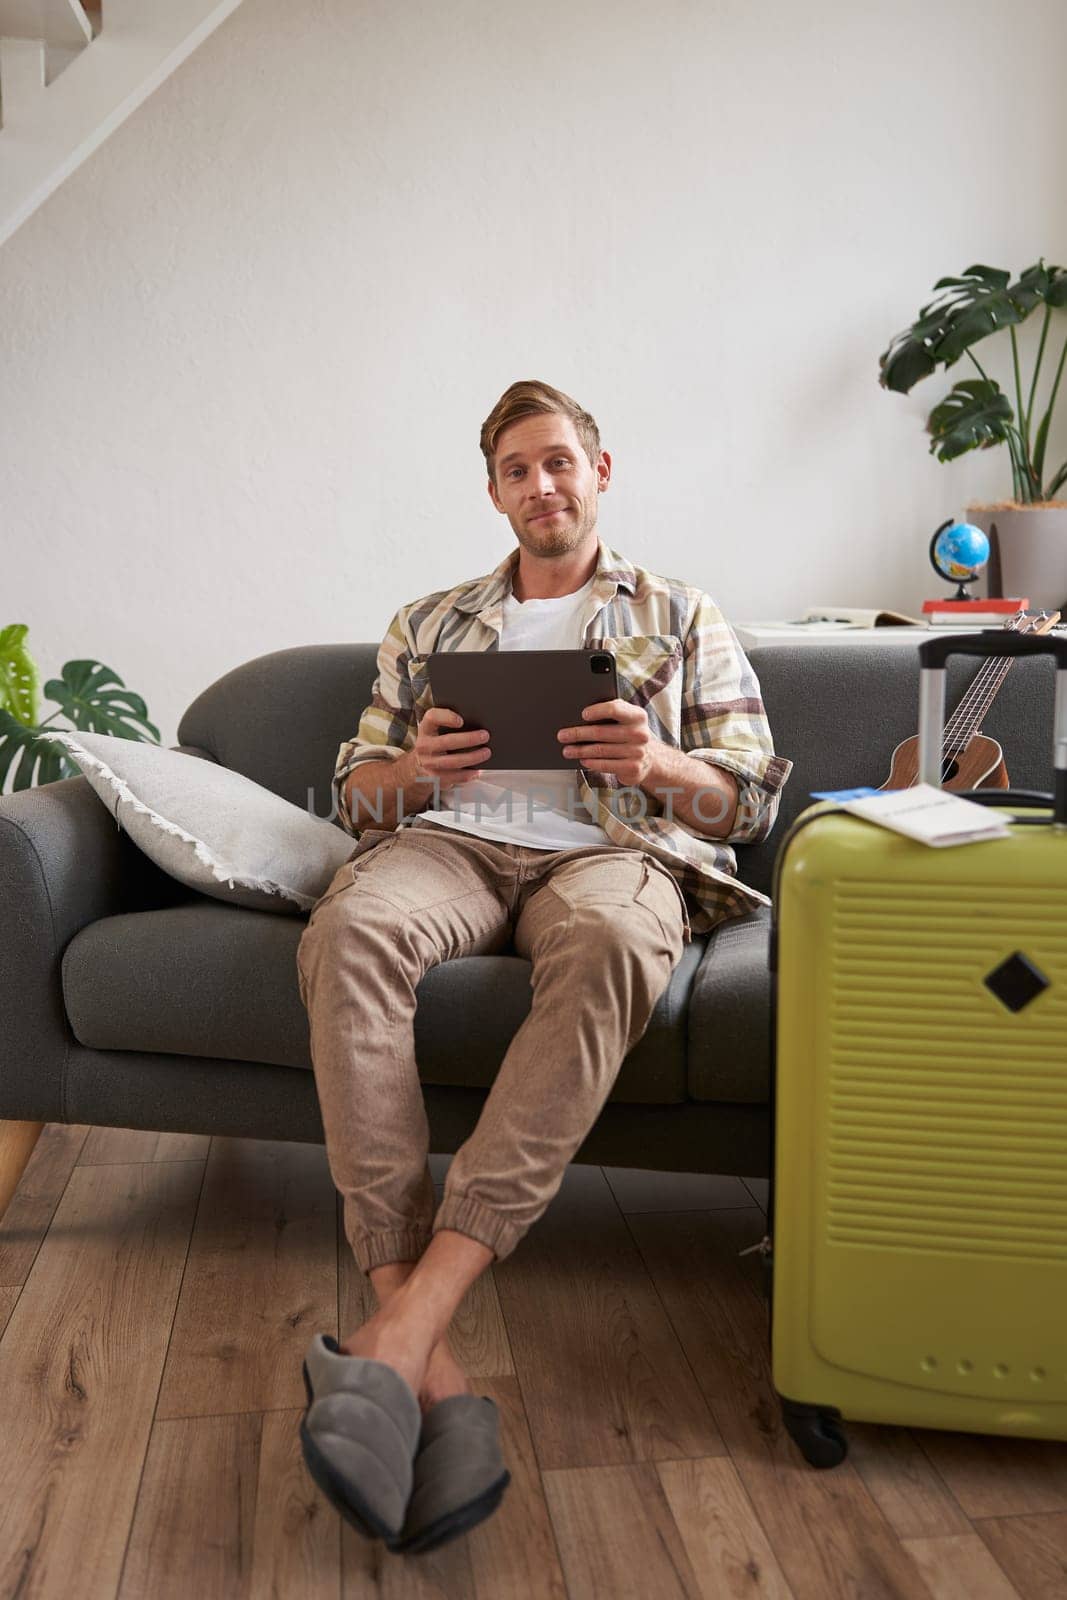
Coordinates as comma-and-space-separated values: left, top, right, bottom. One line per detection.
879, 261, 1067, 393
1007, 259, 1067, 315
0, 710, 79, 791
879, 264, 1025, 393
926, 378, 1016, 462
43, 660, 160, 741
0, 630, 160, 795
0, 624, 40, 727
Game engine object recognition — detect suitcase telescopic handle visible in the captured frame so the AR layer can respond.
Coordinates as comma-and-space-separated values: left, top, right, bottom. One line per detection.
917, 631, 1067, 827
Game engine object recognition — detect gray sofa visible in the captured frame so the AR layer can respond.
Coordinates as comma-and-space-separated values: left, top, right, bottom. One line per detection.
0, 640, 1056, 1216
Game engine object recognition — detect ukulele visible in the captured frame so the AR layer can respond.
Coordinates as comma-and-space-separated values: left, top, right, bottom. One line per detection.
879, 608, 1062, 791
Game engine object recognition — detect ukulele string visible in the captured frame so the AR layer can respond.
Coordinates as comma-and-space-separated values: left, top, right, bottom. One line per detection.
941, 658, 1004, 770
940, 650, 1013, 772
942, 616, 1028, 755
938, 615, 1028, 781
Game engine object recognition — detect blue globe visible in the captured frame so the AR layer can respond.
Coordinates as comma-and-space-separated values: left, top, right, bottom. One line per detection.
932, 521, 990, 582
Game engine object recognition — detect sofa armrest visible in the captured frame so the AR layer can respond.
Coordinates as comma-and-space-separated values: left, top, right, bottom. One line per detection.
0, 775, 128, 1123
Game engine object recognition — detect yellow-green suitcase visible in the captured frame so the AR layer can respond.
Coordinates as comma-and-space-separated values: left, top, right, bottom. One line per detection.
769, 631, 1067, 1467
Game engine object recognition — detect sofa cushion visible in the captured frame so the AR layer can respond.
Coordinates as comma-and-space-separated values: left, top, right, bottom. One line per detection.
686, 906, 772, 1103
41, 729, 355, 914
61, 903, 710, 1105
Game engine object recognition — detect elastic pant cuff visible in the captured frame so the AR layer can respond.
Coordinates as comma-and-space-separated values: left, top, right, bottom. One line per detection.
349, 1226, 434, 1276
432, 1191, 524, 1265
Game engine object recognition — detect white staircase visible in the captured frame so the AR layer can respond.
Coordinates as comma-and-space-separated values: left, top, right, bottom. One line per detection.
0, 0, 245, 247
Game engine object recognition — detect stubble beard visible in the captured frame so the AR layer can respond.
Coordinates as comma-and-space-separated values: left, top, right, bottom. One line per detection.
516, 500, 598, 559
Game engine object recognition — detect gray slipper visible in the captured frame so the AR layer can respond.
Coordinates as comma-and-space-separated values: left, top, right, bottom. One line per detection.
386, 1392, 511, 1555
300, 1333, 422, 1543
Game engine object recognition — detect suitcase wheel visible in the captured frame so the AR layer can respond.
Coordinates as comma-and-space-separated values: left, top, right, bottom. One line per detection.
779, 1396, 848, 1468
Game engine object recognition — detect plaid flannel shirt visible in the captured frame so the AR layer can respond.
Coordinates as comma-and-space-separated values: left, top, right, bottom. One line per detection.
333, 538, 793, 939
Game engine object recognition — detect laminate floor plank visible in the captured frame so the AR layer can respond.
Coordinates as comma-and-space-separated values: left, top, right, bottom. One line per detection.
0, 1159, 203, 1599
438, 1268, 514, 1380
0, 1285, 18, 1339
80, 1126, 161, 1165
628, 1207, 935, 1600
492, 1165, 725, 1471
0, 1120, 88, 1286
79, 1126, 211, 1164
656, 1455, 794, 1599
603, 1167, 753, 1213
156, 1137, 338, 1420
543, 1461, 704, 1600
340, 1521, 474, 1597
464, 1374, 568, 1600
122, 1406, 340, 1600
154, 1131, 213, 1161
902, 1534, 1023, 1600
254, 1408, 343, 1599
977, 1511, 1067, 1600
119, 1412, 262, 1599
847, 1424, 971, 1540
915, 1430, 1067, 1519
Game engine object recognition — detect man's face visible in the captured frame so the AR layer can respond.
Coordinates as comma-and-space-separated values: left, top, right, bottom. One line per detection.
487, 413, 610, 557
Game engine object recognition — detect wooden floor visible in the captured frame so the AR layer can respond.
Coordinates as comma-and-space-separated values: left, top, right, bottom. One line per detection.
0, 1128, 1065, 1598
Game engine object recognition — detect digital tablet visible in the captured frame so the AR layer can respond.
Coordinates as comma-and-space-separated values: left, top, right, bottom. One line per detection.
425, 649, 621, 769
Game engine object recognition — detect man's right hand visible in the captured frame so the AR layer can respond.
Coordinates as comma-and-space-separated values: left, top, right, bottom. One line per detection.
407, 706, 491, 792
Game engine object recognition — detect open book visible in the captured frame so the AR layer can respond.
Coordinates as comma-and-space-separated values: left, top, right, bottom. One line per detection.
797, 606, 923, 627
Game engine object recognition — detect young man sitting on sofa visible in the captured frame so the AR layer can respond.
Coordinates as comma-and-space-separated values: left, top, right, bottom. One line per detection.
295, 379, 793, 1553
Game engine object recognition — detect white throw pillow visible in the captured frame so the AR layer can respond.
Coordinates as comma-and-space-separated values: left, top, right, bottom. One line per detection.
41, 730, 355, 914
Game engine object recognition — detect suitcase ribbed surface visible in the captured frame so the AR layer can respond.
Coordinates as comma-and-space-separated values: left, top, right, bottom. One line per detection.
826, 878, 1066, 1265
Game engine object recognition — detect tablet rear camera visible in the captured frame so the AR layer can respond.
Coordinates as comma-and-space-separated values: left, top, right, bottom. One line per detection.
590, 654, 613, 674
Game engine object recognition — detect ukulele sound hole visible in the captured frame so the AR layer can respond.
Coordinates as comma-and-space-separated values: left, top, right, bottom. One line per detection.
941, 758, 960, 783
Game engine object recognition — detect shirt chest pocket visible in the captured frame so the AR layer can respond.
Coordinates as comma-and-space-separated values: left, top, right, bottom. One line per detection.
584, 634, 684, 742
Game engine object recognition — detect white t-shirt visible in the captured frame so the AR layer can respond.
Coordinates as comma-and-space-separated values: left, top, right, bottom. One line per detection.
414, 574, 613, 850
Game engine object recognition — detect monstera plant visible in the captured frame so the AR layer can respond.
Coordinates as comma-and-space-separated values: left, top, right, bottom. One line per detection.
0, 624, 159, 793
879, 259, 1067, 607
879, 259, 1067, 501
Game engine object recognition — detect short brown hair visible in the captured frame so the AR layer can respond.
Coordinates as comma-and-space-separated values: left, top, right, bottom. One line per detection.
480, 380, 601, 482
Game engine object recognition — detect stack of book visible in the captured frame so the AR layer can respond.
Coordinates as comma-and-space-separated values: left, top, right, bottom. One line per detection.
920, 597, 1029, 627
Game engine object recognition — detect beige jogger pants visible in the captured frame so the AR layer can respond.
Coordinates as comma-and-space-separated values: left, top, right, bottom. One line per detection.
296, 815, 689, 1275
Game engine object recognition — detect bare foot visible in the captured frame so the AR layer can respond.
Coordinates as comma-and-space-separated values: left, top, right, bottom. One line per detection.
340, 1305, 429, 1401
339, 1317, 471, 1417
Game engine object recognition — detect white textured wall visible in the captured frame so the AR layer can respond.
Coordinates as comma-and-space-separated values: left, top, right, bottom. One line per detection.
2, 0, 1066, 748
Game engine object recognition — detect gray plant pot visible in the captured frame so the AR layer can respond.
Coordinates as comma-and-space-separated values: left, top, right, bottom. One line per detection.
965, 503, 1067, 612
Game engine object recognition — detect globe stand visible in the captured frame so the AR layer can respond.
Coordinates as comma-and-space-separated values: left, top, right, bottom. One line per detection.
929, 518, 984, 600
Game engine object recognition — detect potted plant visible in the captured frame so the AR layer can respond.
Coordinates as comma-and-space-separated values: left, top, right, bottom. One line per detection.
879, 259, 1067, 608
0, 623, 159, 792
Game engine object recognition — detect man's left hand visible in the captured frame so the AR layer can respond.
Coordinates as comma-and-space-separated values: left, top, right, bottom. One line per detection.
558, 700, 659, 787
